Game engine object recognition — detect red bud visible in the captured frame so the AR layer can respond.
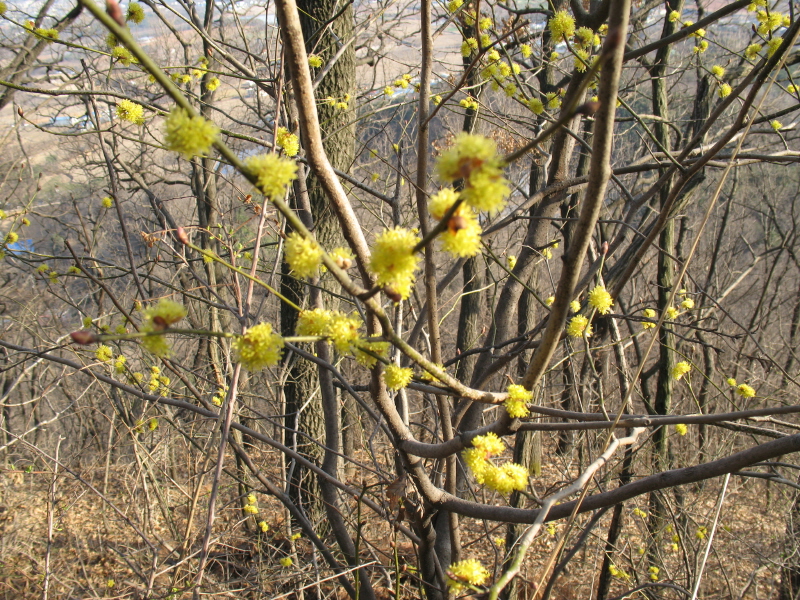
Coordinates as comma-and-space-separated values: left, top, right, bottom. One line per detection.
106, 0, 125, 26
176, 227, 189, 245
601, 241, 609, 255
70, 330, 99, 345
384, 286, 402, 304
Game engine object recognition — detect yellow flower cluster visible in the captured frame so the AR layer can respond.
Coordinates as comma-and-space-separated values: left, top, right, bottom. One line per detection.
737, 383, 756, 398
428, 188, 482, 257
459, 96, 479, 110
126, 2, 145, 23
353, 340, 389, 368
567, 315, 592, 338
649, 566, 660, 581
164, 108, 219, 158
504, 384, 532, 418
205, 77, 220, 91
446, 558, 490, 592
549, 10, 575, 41
672, 361, 691, 380
384, 364, 413, 390
308, 54, 323, 68
675, 423, 688, 436
276, 127, 300, 157
756, 10, 784, 35
246, 153, 297, 199
96, 345, 113, 362
463, 433, 528, 494
745, 43, 762, 60
642, 307, 657, 329
369, 227, 421, 300
588, 285, 614, 315
102, 196, 114, 208
34, 28, 58, 41
111, 46, 137, 66
436, 133, 510, 214
233, 323, 284, 371
243, 491, 258, 514
284, 232, 322, 279
116, 99, 145, 125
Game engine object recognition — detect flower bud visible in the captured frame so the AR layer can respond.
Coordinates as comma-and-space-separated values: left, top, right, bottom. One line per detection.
70, 330, 99, 345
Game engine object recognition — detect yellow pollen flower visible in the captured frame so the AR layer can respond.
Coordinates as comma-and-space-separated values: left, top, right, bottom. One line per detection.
737, 383, 756, 398
95, 345, 113, 362
369, 227, 421, 300
672, 361, 691, 380
308, 54, 323, 68
245, 153, 297, 199
164, 108, 219, 159
675, 423, 688, 436
116, 99, 145, 125
233, 323, 284, 370
549, 10, 575, 41
276, 127, 300, 157
588, 285, 614, 315
446, 559, 490, 592
126, 2, 145, 23
567, 315, 592, 338
504, 384, 532, 418
284, 232, 322, 279
384, 364, 413, 390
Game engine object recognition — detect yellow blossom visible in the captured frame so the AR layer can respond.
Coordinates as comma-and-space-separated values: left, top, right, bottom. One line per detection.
233, 323, 285, 370
483, 462, 528, 494
114, 355, 126, 373
258, 521, 269, 533
570, 300, 581, 312
102, 196, 114, 208
143, 299, 187, 330
112, 46, 137, 66
116, 99, 145, 125
353, 340, 389, 368
649, 566, 660, 581
34, 28, 58, 41
369, 227, 421, 300
447, 558, 490, 592
296, 308, 332, 337
384, 364, 413, 390
549, 10, 575, 41
245, 153, 298, 199
243, 504, 258, 515
567, 315, 592, 338
675, 423, 688, 436
284, 232, 322, 279
326, 312, 363, 355
126, 2, 145, 23
308, 54, 323, 68
668, 10, 680, 22
435, 133, 510, 214
672, 361, 691, 380
666, 306, 679, 319
96, 345, 113, 362
696, 526, 708, 540
633, 507, 648, 518
447, 0, 463, 12
745, 43, 762, 60
588, 285, 614, 315
767, 37, 783, 58
771, 120, 783, 131
520, 43, 532, 58
279, 557, 293, 567
276, 127, 299, 157
737, 383, 756, 398
205, 76, 220, 91
527, 97, 545, 114
164, 107, 219, 159
642, 308, 657, 329
504, 384, 532, 418
711, 65, 725, 79
545, 296, 555, 307
718, 83, 732, 98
